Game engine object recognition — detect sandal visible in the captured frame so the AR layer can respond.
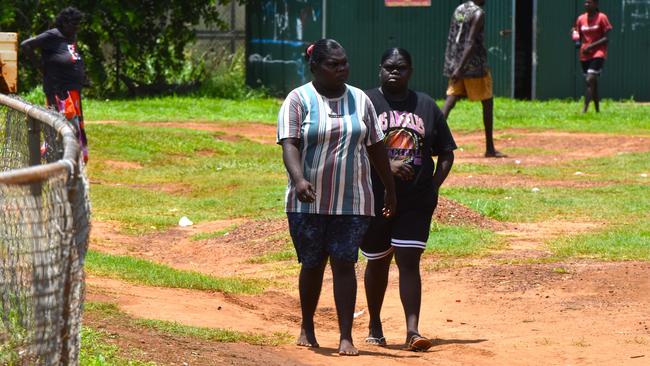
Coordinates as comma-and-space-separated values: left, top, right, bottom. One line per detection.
364, 336, 387, 346
406, 334, 433, 352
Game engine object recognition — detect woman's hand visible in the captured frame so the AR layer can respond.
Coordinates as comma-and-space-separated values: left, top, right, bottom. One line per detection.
382, 189, 397, 218
295, 178, 316, 203
390, 159, 414, 181
451, 67, 462, 83
281, 138, 316, 203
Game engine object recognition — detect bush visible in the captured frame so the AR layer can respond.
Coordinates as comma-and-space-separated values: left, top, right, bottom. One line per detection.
197, 48, 267, 100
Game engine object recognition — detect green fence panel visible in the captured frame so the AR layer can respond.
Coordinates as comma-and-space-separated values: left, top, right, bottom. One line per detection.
326, 1, 455, 98
246, 0, 323, 95
484, 0, 514, 97
535, 0, 578, 99
535, 0, 650, 101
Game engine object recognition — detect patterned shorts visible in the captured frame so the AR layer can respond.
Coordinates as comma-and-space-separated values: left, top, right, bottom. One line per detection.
287, 213, 371, 268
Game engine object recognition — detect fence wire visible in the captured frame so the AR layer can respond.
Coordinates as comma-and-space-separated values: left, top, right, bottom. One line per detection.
0, 95, 90, 365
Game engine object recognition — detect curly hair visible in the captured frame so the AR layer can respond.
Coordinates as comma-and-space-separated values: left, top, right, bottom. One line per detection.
55, 7, 84, 29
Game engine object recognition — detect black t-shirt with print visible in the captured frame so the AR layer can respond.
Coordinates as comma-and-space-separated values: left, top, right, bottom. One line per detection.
366, 88, 457, 207
31, 28, 85, 97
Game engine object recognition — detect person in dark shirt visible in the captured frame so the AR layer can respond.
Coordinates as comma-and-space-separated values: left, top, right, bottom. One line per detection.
21, 7, 89, 162
442, 0, 504, 158
361, 48, 456, 352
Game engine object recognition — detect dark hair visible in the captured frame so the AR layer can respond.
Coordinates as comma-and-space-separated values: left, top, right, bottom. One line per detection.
55, 7, 84, 29
586, 0, 600, 11
304, 39, 344, 64
380, 48, 413, 67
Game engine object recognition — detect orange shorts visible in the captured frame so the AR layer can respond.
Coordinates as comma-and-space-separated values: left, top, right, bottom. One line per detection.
446, 72, 493, 101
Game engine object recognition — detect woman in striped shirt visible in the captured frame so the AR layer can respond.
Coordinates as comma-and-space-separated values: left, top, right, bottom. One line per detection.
277, 39, 397, 356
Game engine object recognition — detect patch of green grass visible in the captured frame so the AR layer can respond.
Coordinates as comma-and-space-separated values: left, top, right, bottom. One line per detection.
444, 98, 650, 134
426, 224, 502, 257
445, 184, 650, 223
80, 327, 154, 366
85, 250, 266, 294
423, 258, 467, 272
88, 123, 286, 233
85, 301, 123, 316
85, 97, 280, 124
84, 97, 650, 134
190, 226, 235, 241
85, 302, 291, 347
526, 152, 650, 184
552, 266, 569, 274
550, 224, 650, 260
448, 151, 649, 189
135, 319, 292, 346
247, 248, 296, 264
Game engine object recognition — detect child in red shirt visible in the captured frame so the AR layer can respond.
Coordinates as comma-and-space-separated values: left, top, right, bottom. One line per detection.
573, 0, 612, 113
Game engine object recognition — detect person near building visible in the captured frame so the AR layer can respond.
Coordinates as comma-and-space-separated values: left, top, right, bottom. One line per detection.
442, 0, 504, 158
574, 0, 612, 113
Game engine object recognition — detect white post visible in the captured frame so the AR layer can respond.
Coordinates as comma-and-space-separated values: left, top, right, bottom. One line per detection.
322, 0, 327, 38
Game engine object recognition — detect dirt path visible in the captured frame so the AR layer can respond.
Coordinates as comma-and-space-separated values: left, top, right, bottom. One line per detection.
87, 214, 649, 366
86, 259, 650, 366
84, 123, 650, 365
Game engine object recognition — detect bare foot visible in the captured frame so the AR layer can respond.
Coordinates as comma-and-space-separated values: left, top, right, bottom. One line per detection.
296, 328, 319, 348
484, 150, 507, 158
338, 339, 359, 356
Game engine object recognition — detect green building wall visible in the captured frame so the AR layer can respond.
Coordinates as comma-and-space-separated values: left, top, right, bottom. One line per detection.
536, 0, 650, 101
247, 0, 650, 101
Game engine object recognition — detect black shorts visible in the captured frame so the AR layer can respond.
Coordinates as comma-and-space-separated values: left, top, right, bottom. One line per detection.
360, 191, 438, 260
581, 58, 605, 76
287, 213, 371, 268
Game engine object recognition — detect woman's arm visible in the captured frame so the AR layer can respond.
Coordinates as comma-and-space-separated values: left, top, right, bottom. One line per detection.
432, 151, 454, 191
585, 30, 610, 51
281, 138, 315, 203
367, 141, 397, 217
20, 34, 47, 76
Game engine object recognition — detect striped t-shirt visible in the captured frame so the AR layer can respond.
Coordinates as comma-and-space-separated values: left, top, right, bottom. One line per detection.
277, 82, 384, 216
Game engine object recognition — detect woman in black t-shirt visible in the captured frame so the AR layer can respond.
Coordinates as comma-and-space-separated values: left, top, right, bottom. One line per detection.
361, 48, 456, 352
21, 7, 89, 162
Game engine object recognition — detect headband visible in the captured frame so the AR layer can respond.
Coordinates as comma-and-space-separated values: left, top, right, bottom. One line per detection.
306, 44, 315, 57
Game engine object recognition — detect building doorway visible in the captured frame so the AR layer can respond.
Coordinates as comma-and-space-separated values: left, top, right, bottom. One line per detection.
514, 0, 533, 99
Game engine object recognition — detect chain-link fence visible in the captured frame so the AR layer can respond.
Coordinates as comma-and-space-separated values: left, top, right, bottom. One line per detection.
0, 94, 90, 365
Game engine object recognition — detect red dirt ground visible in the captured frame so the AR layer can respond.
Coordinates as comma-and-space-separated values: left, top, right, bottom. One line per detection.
84, 122, 650, 365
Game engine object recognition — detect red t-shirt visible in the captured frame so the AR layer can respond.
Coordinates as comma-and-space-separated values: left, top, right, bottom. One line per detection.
576, 12, 613, 61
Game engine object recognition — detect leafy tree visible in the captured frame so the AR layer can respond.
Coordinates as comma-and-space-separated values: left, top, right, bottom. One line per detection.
0, 0, 234, 96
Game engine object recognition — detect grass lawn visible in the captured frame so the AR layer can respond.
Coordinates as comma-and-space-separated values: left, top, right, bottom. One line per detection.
78, 302, 291, 365
76, 95, 650, 261
86, 251, 267, 294
83, 95, 650, 134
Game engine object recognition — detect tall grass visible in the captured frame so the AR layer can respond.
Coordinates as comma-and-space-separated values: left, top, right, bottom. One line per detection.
197, 48, 268, 100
